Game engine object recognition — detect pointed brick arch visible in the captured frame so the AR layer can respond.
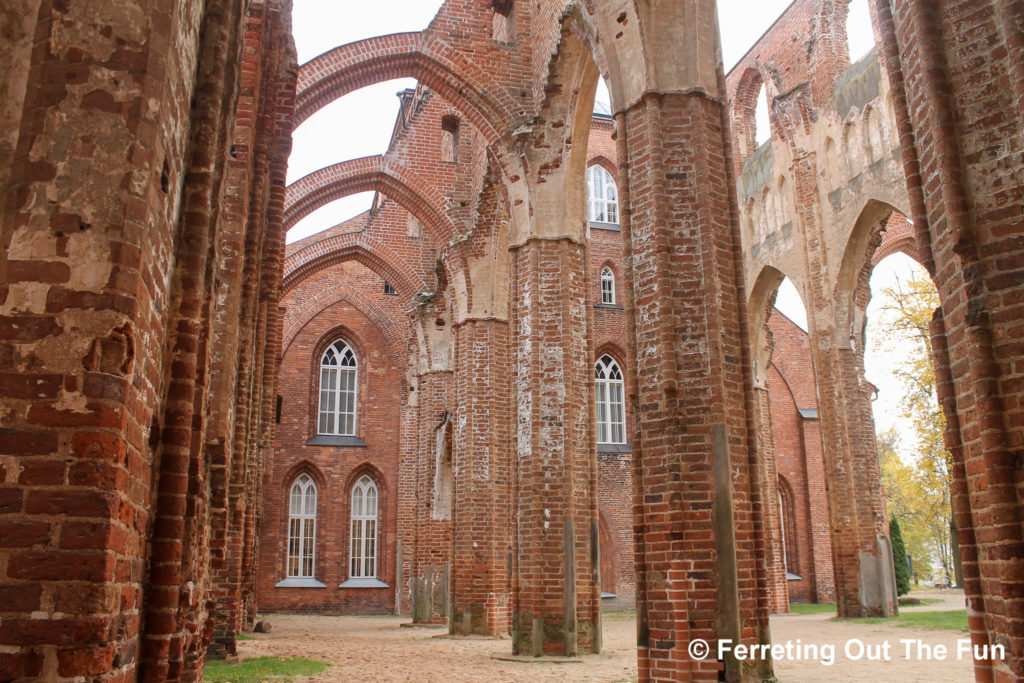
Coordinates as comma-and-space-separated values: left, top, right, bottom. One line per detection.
282, 281, 408, 359
295, 32, 512, 142
283, 233, 423, 299
285, 156, 458, 245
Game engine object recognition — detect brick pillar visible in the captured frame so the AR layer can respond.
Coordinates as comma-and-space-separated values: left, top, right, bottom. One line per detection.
617, 89, 772, 682
800, 415, 835, 603
788, 137, 895, 618
449, 318, 512, 636
874, 0, 1024, 677
754, 385, 789, 614
804, 336, 896, 617
509, 236, 600, 656
930, 309, 994, 682
409, 369, 452, 625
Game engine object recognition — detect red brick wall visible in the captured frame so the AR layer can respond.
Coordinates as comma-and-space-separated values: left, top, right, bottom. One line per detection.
258, 279, 404, 614
766, 311, 835, 605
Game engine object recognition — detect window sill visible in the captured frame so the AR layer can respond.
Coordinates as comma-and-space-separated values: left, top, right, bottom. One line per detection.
786, 572, 802, 581
275, 578, 327, 588
600, 591, 617, 599
589, 221, 621, 231
594, 303, 624, 310
598, 443, 632, 454
339, 578, 389, 589
305, 435, 368, 447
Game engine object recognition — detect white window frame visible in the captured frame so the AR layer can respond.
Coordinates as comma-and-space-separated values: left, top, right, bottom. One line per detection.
587, 164, 619, 224
287, 474, 317, 579
318, 339, 358, 436
600, 267, 616, 305
595, 355, 626, 444
350, 475, 378, 579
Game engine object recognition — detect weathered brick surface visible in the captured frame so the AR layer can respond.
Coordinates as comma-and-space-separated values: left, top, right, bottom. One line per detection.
0, 0, 295, 679
874, 0, 1024, 677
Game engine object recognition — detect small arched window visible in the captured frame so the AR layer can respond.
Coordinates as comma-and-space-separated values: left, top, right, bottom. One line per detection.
287, 474, 317, 578
350, 475, 378, 579
595, 355, 625, 444
318, 339, 358, 436
587, 165, 618, 225
600, 267, 615, 305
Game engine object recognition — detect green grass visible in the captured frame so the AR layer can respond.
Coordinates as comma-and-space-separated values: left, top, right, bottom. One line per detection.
833, 609, 968, 633
898, 597, 941, 607
204, 656, 329, 683
603, 610, 637, 621
236, 633, 255, 641
788, 602, 837, 614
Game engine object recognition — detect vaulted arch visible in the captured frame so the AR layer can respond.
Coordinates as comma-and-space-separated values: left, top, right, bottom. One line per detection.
283, 234, 423, 298
281, 280, 409, 358
285, 156, 459, 245
295, 33, 513, 141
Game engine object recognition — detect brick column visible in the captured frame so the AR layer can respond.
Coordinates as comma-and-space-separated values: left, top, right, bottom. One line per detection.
509, 236, 600, 656
409, 369, 452, 625
799, 415, 835, 602
449, 317, 512, 636
875, 0, 1024, 677
929, 309, 994, 681
788, 139, 895, 618
617, 89, 772, 682
754, 385, 789, 614
804, 337, 896, 617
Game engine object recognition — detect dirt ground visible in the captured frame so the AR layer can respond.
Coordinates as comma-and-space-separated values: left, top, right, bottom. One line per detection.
239, 590, 974, 682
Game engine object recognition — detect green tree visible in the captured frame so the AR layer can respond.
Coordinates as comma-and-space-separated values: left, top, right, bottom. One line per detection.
890, 516, 911, 596
873, 271, 954, 585
877, 427, 932, 582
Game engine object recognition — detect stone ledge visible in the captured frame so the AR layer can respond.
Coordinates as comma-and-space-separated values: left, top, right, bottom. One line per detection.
338, 578, 389, 588
274, 578, 327, 588
305, 435, 368, 447
490, 654, 582, 664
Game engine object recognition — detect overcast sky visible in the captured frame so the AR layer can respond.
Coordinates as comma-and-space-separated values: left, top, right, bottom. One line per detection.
286, 0, 918, 451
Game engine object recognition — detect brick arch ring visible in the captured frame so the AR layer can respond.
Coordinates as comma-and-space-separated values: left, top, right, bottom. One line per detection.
295, 32, 515, 143
281, 278, 409, 358
283, 233, 424, 299
285, 156, 460, 246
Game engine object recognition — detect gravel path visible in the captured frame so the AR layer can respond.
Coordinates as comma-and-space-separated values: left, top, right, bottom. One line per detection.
238, 590, 974, 682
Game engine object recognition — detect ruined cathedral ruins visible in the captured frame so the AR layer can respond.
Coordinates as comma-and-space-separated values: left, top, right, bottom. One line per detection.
1, 0, 1022, 681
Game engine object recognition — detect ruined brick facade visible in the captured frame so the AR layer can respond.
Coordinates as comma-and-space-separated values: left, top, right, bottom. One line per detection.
2, 0, 1023, 681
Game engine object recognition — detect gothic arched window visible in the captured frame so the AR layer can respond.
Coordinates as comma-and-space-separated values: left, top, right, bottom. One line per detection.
350, 475, 378, 579
600, 267, 616, 305
287, 474, 317, 578
587, 165, 619, 224
318, 339, 358, 436
595, 355, 626, 444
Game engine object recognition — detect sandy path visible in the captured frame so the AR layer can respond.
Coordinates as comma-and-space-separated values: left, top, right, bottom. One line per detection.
238, 591, 975, 682
240, 614, 638, 682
